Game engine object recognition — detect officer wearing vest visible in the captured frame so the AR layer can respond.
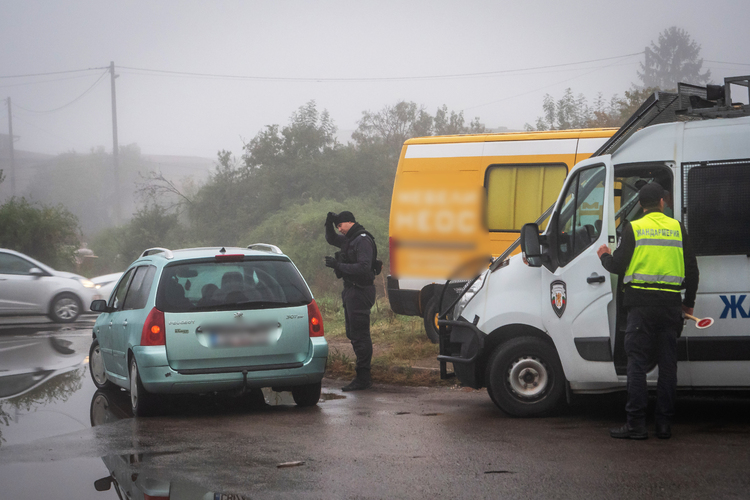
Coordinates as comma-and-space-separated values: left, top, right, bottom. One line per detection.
597, 182, 699, 440
324, 210, 377, 391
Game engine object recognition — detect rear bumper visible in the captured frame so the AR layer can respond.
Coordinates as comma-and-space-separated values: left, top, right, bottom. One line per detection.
132, 338, 328, 394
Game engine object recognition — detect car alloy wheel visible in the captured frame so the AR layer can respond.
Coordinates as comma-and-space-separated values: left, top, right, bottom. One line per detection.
50, 294, 81, 323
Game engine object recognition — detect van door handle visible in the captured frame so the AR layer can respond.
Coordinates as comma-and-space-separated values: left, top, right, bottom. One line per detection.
587, 274, 606, 284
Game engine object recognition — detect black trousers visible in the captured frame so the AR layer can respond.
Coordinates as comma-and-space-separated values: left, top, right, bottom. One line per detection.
342, 285, 376, 372
623, 305, 682, 428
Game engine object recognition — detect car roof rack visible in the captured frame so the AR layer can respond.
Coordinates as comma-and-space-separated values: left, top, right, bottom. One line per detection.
247, 243, 283, 255
140, 247, 174, 259
594, 75, 750, 158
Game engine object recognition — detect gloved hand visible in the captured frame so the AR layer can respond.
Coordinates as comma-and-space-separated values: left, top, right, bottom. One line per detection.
325, 212, 336, 226
324, 256, 338, 269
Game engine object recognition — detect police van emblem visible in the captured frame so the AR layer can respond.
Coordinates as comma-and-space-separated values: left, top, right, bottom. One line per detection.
551, 280, 567, 318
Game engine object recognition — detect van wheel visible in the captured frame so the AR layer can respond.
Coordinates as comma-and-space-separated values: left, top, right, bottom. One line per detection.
89, 339, 113, 390
292, 382, 321, 407
485, 337, 565, 417
129, 357, 159, 417
423, 298, 440, 344
49, 293, 81, 323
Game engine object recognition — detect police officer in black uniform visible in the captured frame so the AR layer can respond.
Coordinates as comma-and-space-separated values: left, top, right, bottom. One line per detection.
598, 182, 699, 439
325, 211, 377, 391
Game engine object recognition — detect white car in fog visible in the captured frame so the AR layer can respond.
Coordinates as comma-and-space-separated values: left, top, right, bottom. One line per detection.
0, 248, 100, 322
91, 272, 124, 303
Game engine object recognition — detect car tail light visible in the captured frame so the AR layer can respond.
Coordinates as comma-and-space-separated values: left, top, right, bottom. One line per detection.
389, 236, 397, 276
307, 300, 324, 337
215, 254, 245, 262
141, 307, 166, 346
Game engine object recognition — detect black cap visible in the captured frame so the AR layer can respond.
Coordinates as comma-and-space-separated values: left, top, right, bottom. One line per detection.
334, 211, 356, 224
638, 182, 664, 208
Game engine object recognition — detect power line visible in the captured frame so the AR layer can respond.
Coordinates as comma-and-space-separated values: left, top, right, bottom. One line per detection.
0, 67, 108, 79
118, 52, 643, 82
463, 56, 631, 112
12, 70, 109, 114
0, 73, 107, 89
704, 59, 750, 67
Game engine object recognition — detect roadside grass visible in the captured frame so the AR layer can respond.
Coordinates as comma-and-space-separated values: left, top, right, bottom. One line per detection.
318, 294, 452, 387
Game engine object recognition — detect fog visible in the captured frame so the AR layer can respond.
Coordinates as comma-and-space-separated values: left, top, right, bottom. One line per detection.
2, 0, 748, 160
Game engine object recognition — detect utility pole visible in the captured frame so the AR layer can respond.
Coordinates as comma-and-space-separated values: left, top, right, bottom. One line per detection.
109, 61, 121, 224
5, 97, 15, 197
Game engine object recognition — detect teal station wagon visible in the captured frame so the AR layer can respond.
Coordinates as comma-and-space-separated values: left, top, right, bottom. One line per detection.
89, 245, 327, 416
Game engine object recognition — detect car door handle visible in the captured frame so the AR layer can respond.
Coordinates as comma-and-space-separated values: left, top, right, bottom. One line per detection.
122, 319, 128, 326
109, 321, 113, 326
587, 274, 606, 284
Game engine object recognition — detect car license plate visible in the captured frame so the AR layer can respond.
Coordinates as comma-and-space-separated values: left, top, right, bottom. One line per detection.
198, 322, 280, 348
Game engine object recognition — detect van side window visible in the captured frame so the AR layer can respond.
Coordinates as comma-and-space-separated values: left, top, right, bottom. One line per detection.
122, 266, 157, 310
556, 165, 606, 266
110, 268, 135, 311
485, 164, 567, 231
684, 160, 750, 256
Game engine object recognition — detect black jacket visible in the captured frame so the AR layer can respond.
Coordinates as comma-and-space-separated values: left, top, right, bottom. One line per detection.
326, 222, 375, 287
600, 215, 699, 308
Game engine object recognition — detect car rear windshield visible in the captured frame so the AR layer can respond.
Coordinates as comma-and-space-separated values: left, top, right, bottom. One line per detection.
156, 258, 313, 313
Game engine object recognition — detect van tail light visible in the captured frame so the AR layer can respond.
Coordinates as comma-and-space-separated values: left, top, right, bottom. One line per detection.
141, 307, 166, 346
307, 300, 324, 337
389, 236, 397, 276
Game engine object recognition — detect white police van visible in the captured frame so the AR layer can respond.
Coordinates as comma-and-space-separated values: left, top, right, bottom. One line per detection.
438, 77, 750, 416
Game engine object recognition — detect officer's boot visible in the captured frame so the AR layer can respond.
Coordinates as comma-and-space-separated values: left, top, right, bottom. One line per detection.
342, 368, 372, 392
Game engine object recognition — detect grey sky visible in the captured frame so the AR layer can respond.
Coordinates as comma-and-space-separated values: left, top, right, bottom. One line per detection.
2, 0, 748, 159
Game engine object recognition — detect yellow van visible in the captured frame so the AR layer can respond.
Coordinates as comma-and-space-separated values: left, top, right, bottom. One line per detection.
387, 128, 617, 341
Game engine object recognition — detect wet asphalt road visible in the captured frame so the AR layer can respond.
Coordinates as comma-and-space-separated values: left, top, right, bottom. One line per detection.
1, 318, 749, 499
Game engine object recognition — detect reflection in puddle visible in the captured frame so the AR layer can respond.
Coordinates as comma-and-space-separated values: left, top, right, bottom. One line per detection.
90, 393, 252, 499
0, 335, 87, 446
95, 452, 251, 499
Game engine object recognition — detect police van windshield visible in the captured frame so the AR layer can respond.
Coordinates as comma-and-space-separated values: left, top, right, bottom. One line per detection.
156, 258, 313, 313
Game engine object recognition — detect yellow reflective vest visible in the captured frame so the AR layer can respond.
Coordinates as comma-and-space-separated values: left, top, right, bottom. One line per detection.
624, 212, 685, 294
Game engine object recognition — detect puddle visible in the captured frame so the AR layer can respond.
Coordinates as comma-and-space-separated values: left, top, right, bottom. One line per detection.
95, 453, 251, 499
0, 334, 90, 447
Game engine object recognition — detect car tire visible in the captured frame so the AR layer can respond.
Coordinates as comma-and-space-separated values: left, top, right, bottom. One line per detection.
291, 382, 322, 407
129, 356, 159, 417
423, 297, 440, 344
485, 337, 565, 417
89, 339, 113, 390
48, 293, 82, 323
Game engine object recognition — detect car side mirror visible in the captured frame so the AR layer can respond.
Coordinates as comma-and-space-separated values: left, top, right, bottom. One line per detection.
94, 477, 113, 491
28, 267, 46, 277
90, 299, 110, 313
520, 223, 543, 268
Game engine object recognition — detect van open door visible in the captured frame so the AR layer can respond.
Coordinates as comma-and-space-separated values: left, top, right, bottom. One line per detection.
537, 155, 619, 385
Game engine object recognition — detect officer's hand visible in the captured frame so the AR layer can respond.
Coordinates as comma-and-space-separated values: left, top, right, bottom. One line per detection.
324, 256, 338, 269
597, 244, 611, 258
325, 212, 336, 226
682, 304, 694, 317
